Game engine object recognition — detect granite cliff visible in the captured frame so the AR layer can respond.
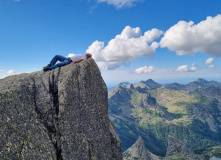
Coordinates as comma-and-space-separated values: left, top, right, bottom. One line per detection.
0, 58, 122, 160
123, 136, 161, 160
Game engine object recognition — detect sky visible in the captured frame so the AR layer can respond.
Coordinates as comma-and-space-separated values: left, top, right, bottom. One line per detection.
0, 0, 221, 87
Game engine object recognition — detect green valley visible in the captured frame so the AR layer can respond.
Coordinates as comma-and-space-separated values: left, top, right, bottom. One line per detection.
108, 79, 221, 158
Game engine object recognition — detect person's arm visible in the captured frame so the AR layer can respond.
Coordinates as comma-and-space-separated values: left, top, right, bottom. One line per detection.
71, 59, 83, 64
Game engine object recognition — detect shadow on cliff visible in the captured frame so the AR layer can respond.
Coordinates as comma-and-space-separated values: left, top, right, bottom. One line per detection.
0, 58, 122, 160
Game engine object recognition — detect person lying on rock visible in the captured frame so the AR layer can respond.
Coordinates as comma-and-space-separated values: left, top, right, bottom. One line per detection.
43, 53, 92, 71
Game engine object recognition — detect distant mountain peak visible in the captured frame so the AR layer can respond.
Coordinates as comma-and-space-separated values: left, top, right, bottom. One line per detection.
139, 79, 162, 89
134, 135, 145, 146
118, 82, 131, 88
130, 84, 135, 89
119, 82, 130, 85
142, 79, 156, 83
146, 79, 154, 81
194, 78, 209, 83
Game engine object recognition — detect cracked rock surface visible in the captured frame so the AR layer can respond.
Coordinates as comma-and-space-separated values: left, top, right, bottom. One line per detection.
123, 136, 161, 160
0, 58, 122, 160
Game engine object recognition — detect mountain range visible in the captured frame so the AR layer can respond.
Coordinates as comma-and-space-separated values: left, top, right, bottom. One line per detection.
114, 78, 221, 91
108, 78, 221, 159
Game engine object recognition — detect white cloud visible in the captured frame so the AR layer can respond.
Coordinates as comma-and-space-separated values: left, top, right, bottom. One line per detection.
176, 63, 198, 72
7, 70, 15, 75
101, 67, 221, 87
189, 63, 198, 72
14, 0, 20, 2
97, 0, 142, 8
176, 65, 189, 72
205, 57, 214, 64
209, 64, 215, 68
86, 26, 163, 70
135, 65, 154, 74
160, 14, 221, 56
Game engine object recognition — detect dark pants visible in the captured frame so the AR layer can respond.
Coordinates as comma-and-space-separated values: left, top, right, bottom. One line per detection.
47, 55, 72, 70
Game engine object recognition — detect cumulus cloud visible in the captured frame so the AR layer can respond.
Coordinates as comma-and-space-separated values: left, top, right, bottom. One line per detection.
176, 65, 189, 72
135, 65, 154, 74
97, 0, 142, 8
208, 64, 215, 68
160, 14, 221, 56
7, 70, 15, 75
86, 26, 163, 70
176, 63, 198, 72
135, 66, 154, 73
189, 63, 198, 72
205, 57, 214, 64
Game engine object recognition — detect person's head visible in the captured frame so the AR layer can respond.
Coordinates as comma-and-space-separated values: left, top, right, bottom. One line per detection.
85, 53, 92, 59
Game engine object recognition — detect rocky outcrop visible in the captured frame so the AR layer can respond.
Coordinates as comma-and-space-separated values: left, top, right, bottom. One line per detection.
123, 136, 161, 160
0, 58, 122, 160
122, 135, 221, 160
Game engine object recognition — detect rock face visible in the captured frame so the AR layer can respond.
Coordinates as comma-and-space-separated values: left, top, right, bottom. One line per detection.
123, 136, 161, 160
0, 58, 122, 160
164, 136, 202, 160
122, 135, 221, 160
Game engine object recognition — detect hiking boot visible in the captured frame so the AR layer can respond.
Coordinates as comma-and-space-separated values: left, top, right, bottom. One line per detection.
45, 64, 52, 68
43, 67, 50, 72
43, 64, 52, 72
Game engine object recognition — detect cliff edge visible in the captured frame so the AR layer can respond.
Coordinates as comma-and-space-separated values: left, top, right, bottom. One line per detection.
0, 58, 122, 160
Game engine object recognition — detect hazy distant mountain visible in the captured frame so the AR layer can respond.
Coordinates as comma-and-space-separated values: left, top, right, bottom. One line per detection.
126, 78, 221, 92
134, 79, 163, 89
108, 78, 221, 157
118, 82, 131, 88
184, 78, 221, 92
163, 82, 185, 91
164, 78, 221, 92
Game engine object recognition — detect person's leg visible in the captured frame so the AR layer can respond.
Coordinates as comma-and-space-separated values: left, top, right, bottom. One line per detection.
47, 58, 72, 70
49, 55, 67, 66
43, 55, 68, 71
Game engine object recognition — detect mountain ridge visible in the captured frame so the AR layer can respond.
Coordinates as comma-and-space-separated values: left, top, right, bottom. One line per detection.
110, 78, 221, 92
108, 78, 221, 157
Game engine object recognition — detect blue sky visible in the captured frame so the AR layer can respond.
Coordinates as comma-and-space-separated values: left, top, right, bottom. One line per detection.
0, 0, 221, 87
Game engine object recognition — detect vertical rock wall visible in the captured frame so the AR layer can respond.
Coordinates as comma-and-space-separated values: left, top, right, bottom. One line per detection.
0, 58, 122, 160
